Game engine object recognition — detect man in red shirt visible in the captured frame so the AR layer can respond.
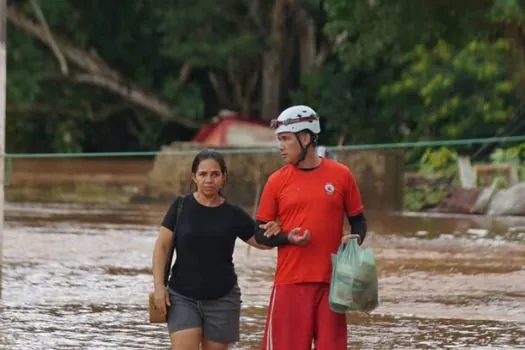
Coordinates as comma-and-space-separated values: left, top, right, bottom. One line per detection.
254, 105, 367, 350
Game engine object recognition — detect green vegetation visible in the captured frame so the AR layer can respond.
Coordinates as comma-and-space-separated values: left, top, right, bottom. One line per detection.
6, 0, 525, 210
404, 142, 525, 211
6, 0, 525, 155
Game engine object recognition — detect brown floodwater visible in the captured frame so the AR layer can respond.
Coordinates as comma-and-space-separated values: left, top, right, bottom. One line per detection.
0, 202, 524, 349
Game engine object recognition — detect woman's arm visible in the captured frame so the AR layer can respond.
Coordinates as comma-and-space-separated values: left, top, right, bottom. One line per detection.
152, 226, 174, 289
244, 235, 274, 250
253, 220, 291, 247
237, 217, 281, 250
242, 221, 281, 250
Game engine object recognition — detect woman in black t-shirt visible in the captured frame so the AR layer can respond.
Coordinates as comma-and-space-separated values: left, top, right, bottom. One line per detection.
151, 149, 295, 350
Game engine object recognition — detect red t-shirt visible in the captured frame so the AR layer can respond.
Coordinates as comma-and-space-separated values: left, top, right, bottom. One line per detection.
256, 158, 364, 285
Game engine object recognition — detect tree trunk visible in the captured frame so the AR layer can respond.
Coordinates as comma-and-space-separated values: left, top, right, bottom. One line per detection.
297, 8, 316, 76
241, 69, 259, 117
261, 0, 298, 121
0, 0, 5, 45
507, 24, 525, 102
297, 7, 331, 75
0, 0, 6, 300
208, 71, 233, 109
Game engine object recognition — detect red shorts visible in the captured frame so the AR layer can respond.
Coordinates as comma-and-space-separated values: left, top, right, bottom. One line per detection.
261, 283, 347, 350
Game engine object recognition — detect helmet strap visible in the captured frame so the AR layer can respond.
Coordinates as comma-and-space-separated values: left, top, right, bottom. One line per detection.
294, 133, 313, 166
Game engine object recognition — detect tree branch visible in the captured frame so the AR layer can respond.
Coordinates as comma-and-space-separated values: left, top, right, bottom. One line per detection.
6, 4, 199, 129
29, 0, 68, 75
243, 67, 259, 116
70, 73, 176, 116
315, 40, 331, 70
174, 63, 192, 92
7, 5, 116, 77
227, 57, 244, 110
208, 71, 232, 107
246, 0, 265, 33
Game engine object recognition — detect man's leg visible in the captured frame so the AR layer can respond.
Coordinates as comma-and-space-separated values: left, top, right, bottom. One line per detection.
261, 284, 315, 350
313, 283, 347, 350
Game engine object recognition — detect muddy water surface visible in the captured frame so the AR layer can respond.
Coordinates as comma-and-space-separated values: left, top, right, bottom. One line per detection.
1, 203, 524, 349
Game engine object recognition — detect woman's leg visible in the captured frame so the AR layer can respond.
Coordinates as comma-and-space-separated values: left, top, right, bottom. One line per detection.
168, 289, 204, 350
170, 329, 202, 350
202, 339, 229, 350
201, 284, 242, 348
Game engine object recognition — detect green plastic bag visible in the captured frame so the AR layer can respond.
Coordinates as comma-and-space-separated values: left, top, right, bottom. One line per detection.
329, 238, 379, 313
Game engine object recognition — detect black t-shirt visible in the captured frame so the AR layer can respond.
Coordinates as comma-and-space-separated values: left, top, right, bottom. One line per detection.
161, 194, 256, 300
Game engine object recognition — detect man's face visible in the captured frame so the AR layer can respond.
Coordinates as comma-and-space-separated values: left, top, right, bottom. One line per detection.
277, 132, 310, 164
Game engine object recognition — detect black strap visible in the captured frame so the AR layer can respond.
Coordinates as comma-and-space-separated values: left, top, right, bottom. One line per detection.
163, 195, 185, 287
294, 133, 314, 166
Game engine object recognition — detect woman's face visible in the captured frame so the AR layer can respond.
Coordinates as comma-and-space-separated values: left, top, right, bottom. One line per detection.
192, 158, 225, 196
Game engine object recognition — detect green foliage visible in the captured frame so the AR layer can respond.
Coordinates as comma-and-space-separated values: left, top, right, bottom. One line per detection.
405, 147, 459, 211
6, 23, 89, 153
489, 142, 525, 180
490, 142, 525, 162
289, 61, 397, 145
6, 0, 525, 155
489, 0, 525, 23
6, 0, 206, 153
419, 147, 459, 178
379, 39, 519, 140
404, 184, 449, 212
323, 0, 486, 72
158, 0, 265, 68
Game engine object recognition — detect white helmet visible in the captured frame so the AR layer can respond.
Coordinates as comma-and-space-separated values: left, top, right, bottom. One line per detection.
271, 105, 321, 135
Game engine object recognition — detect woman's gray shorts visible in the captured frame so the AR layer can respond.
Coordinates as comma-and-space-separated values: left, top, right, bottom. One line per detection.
167, 284, 242, 343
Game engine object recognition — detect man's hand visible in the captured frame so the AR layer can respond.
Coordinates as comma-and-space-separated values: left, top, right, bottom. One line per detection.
288, 227, 310, 246
341, 234, 361, 245
259, 221, 281, 237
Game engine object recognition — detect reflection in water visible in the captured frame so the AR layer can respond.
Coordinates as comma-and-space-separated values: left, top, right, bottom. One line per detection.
1, 202, 524, 349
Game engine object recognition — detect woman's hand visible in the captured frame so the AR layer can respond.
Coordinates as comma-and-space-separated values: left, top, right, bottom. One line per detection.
260, 221, 281, 237
153, 286, 171, 316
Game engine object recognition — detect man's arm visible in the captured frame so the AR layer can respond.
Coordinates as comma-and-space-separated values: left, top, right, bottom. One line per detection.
343, 167, 367, 244
347, 213, 367, 245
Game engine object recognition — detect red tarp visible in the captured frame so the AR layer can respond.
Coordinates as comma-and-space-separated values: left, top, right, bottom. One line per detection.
192, 111, 276, 147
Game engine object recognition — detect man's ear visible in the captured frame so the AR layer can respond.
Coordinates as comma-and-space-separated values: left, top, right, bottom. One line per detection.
300, 130, 313, 144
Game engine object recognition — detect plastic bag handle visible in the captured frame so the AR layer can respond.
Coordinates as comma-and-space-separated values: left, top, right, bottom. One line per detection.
344, 237, 360, 264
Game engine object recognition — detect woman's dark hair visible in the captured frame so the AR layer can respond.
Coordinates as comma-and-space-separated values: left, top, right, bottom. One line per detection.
189, 149, 227, 194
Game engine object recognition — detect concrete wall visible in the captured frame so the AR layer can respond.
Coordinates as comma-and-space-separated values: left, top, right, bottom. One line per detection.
7, 157, 153, 185
6, 148, 405, 212
147, 146, 405, 212
336, 150, 405, 212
